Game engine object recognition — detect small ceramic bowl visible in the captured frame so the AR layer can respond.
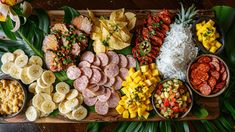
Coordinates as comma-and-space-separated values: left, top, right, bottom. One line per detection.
187, 54, 230, 97
0, 74, 27, 119
151, 78, 193, 119
192, 16, 225, 55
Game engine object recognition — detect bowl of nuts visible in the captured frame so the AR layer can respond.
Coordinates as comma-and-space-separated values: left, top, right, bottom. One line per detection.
0, 74, 27, 118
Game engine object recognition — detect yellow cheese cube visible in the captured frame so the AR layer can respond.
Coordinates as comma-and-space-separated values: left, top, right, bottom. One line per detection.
131, 70, 141, 79
209, 46, 217, 53
152, 69, 159, 76
134, 76, 142, 83
215, 41, 222, 48
128, 68, 135, 75
116, 105, 125, 114
150, 63, 156, 70
130, 112, 137, 118
140, 65, 149, 73
122, 110, 129, 118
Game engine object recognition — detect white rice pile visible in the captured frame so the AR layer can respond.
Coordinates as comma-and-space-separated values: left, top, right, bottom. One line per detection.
156, 23, 198, 80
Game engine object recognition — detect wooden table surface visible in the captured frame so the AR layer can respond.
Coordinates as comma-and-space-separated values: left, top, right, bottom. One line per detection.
1, 0, 234, 132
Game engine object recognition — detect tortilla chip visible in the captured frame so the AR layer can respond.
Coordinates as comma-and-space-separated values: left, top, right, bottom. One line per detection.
108, 36, 130, 50
93, 40, 106, 53
127, 17, 136, 30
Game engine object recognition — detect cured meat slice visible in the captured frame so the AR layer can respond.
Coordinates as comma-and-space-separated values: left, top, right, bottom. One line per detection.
81, 67, 93, 79
208, 77, 217, 90
210, 70, 220, 80
191, 69, 209, 82
215, 81, 226, 89
197, 56, 211, 63
197, 63, 210, 72
91, 65, 102, 71
87, 84, 100, 92
97, 88, 111, 102
107, 51, 120, 64
190, 63, 199, 70
127, 55, 136, 68
66, 65, 81, 80
199, 83, 212, 96
94, 86, 105, 96
113, 76, 123, 90
104, 77, 116, 87
81, 51, 95, 63
95, 101, 109, 115
119, 68, 129, 80
82, 88, 96, 98
210, 59, 220, 71
220, 64, 225, 74
93, 56, 101, 66
78, 61, 91, 68
73, 75, 89, 92
107, 92, 120, 108
118, 54, 128, 68
104, 63, 119, 78
97, 53, 109, 66
90, 69, 102, 84
97, 73, 108, 86
84, 96, 97, 106
222, 71, 227, 81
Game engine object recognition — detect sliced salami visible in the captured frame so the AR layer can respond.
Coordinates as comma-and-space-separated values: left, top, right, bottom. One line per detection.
97, 53, 109, 66
222, 71, 227, 81
78, 61, 91, 68
208, 76, 217, 90
127, 55, 136, 68
95, 101, 109, 115
210, 70, 220, 80
220, 64, 225, 74
73, 75, 89, 92
119, 68, 129, 80
97, 88, 111, 102
97, 73, 108, 86
81, 51, 95, 63
215, 81, 226, 89
210, 60, 220, 71
81, 67, 93, 79
104, 77, 116, 87
90, 69, 102, 84
66, 65, 81, 80
197, 56, 211, 63
84, 96, 97, 106
113, 76, 123, 90
118, 54, 128, 68
107, 92, 120, 108
104, 63, 119, 78
199, 83, 212, 96
107, 51, 120, 64
93, 56, 101, 66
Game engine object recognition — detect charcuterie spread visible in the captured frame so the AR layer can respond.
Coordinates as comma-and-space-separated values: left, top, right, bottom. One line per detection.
0, 3, 229, 122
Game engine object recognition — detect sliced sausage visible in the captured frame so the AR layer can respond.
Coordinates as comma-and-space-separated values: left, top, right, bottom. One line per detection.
113, 76, 123, 90
90, 69, 102, 84
94, 86, 105, 96
118, 54, 128, 68
210, 60, 220, 71
190, 63, 199, 70
222, 71, 227, 81
66, 65, 81, 80
78, 61, 91, 68
91, 65, 102, 71
104, 77, 116, 87
119, 68, 129, 80
84, 96, 97, 106
97, 73, 108, 86
87, 84, 100, 92
107, 92, 120, 108
215, 81, 226, 90
82, 88, 96, 98
199, 82, 212, 96
197, 63, 210, 72
220, 64, 225, 74
95, 100, 109, 115
127, 55, 136, 68
71, 43, 81, 56
104, 63, 119, 78
81, 67, 93, 79
107, 51, 120, 64
81, 51, 95, 63
210, 70, 220, 80
208, 77, 217, 90
97, 88, 111, 102
97, 53, 109, 66
93, 56, 101, 66
73, 75, 89, 92
197, 56, 211, 63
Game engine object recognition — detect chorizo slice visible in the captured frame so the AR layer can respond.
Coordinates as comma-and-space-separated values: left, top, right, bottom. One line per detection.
107, 92, 120, 108
97, 53, 109, 66
197, 63, 210, 72
104, 63, 119, 78
199, 82, 212, 96
107, 51, 120, 64
95, 100, 109, 115
220, 64, 225, 74
81, 51, 95, 63
190, 63, 199, 70
210, 58, 220, 71
215, 81, 226, 90
118, 54, 128, 68
197, 56, 211, 63
222, 71, 227, 81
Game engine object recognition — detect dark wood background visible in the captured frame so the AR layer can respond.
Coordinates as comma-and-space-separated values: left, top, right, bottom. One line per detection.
1, 0, 234, 132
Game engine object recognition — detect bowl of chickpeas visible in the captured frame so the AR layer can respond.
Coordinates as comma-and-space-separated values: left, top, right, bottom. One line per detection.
0, 74, 27, 118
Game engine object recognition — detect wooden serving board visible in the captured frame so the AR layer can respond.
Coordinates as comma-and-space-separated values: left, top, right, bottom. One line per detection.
0, 10, 220, 123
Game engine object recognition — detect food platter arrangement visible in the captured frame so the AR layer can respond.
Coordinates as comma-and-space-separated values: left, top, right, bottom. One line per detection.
0, 3, 228, 122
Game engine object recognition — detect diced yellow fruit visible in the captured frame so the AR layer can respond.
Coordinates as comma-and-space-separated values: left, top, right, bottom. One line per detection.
118, 100, 125, 105
121, 87, 128, 94
122, 81, 127, 86
122, 110, 129, 118
182, 95, 187, 101
142, 86, 148, 93
215, 41, 222, 48
130, 112, 137, 118
140, 65, 149, 73
152, 69, 159, 76
145, 79, 152, 86
150, 63, 156, 70
203, 43, 210, 50
126, 76, 132, 82
208, 19, 215, 26
134, 76, 142, 83
146, 99, 150, 105
149, 77, 158, 84
142, 111, 150, 119
196, 23, 202, 30
129, 82, 137, 88
128, 68, 135, 75
131, 70, 141, 79
121, 96, 128, 100
209, 46, 217, 53
116, 105, 125, 114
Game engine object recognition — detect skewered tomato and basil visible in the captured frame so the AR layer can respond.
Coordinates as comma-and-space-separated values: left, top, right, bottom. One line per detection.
116, 63, 161, 119
153, 79, 192, 119
132, 10, 172, 65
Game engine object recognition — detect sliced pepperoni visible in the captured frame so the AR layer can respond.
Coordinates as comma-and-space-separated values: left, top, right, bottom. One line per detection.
97, 73, 108, 86
113, 76, 123, 90
215, 81, 226, 90
81, 67, 93, 79
127, 55, 136, 68
192, 70, 209, 82
199, 83, 212, 96
107, 92, 120, 108
66, 65, 81, 80
95, 100, 109, 115
97, 53, 109, 66
119, 68, 129, 80
210, 70, 220, 80
84, 96, 97, 106
73, 75, 89, 92
81, 51, 95, 63
190, 78, 202, 87
90, 69, 102, 84
104, 63, 119, 78
93, 56, 101, 66
118, 54, 128, 68
78, 61, 91, 68
220, 64, 225, 74
197, 56, 212, 63
208, 77, 217, 90
210, 60, 220, 71
107, 51, 120, 64
97, 88, 111, 102
197, 63, 210, 72
94, 86, 105, 96
104, 77, 116, 87
190, 63, 199, 70
222, 71, 227, 81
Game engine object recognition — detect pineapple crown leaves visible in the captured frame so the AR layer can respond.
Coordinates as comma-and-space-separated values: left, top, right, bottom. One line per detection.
175, 3, 199, 26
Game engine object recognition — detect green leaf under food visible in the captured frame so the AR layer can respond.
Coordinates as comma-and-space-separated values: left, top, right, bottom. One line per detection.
0, 17, 17, 40
34, 9, 50, 34
114, 46, 133, 55
201, 120, 217, 132
49, 109, 60, 117
125, 122, 141, 132
86, 122, 105, 132
114, 122, 131, 132
224, 101, 235, 120
62, 6, 80, 24
191, 104, 208, 118
54, 70, 73, 85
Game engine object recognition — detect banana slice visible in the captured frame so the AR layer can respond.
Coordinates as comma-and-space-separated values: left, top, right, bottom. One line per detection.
56, 82, 70, 95
40, 111, 49, 118
66, 89, 79, 100
1, 52, 15, 64
25, 106, 40, 121
9, 64, 22, 80
41, 93, 52, 101
27, 64, 43, 79
53, 92, 65, 103
37, 78, 51, 89
77, 93, 84, 105
59, 101, 71, 114
14, 54, 28, 67
41, 70, 56, 85
13, 49, 25, 57
29, 82, 37, 93
35, 85, 52, 94
32, 93, 45, 110
41, 100, 56, 114
28, 56, 43, 66
72, 106, 87, 120
20, 67, 34, 84
65, 112, 74, 120
1, 62, 14, 74
64, 98, 79, 111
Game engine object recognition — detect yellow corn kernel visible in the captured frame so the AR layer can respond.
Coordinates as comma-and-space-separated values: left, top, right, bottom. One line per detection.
145, 79, 152, 87
140, 65, 149, 73
142, 111, 150, 119
152, 69, 159, 77
215, 41, 222, 48
130, 111, 137, 118
128, 68, 135, 75
150, 63, 156, 70
209, 46, 217, 53
116, 105, 125, 114
134, 76, 142, 84
122, 110, 129, 118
